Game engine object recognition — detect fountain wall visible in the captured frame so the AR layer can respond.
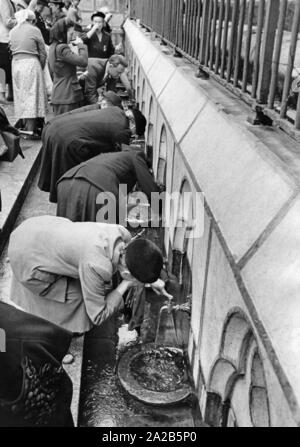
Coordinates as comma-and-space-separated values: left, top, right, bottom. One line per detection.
124, 18, 300, 427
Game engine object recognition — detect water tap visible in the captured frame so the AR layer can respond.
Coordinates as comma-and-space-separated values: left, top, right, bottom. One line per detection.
160, 296, 174, 314
161, 296, 191, 315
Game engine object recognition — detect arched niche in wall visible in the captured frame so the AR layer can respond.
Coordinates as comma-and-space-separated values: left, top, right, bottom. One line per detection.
249, 350, 270, 427
172, 179, 194, 286
141, 79, 146, 115
205, 311, 271, 427
136, 66, 140, 105
156, 125, 167, 188
170, 179, 194, 350
146, 96, 155, 168
133, 57, 136, 88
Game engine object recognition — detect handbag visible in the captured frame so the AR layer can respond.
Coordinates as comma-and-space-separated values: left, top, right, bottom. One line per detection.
0, 130, 25, 162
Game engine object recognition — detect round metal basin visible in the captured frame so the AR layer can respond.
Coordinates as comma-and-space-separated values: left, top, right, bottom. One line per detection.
117, 343, 191, 405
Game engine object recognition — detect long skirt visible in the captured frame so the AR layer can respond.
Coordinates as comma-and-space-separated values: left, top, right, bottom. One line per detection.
57, 178, 105, 222
12, 57, 48, 119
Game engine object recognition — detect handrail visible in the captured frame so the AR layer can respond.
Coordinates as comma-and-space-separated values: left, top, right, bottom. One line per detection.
129, 0, 300, 142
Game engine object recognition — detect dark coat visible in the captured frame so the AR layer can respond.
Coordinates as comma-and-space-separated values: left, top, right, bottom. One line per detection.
35, 11, 50, 45
38, 106, 131, 203
82, 30, 114, 59
84, 57, 107, 104
0, 302, 73, 427
56, 146, 160, 222
49, 42, 88, 106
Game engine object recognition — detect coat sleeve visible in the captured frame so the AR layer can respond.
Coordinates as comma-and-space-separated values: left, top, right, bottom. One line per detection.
78, 260, 124, 326
57, 43, 88, 68
35, 28, 47, 69
0, 0, 16, 29
106, 34, 115, 58
133, 152, 160, 201
84, 62, 102, 105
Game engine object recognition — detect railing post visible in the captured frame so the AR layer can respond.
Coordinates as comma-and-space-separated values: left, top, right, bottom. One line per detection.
256, 0, 280, 104
280, 0, 300, 119
199, 0, 211, 64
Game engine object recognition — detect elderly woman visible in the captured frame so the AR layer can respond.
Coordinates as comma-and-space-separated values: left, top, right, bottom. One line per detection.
9, 9, 48, 136
49, 18, 88, 115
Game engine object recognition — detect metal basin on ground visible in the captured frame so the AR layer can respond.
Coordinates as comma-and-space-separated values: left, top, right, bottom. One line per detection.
117, 343, 191, 405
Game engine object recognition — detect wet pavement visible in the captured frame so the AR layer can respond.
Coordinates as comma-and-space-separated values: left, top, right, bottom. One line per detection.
79, 318, 195, 428
0, 173, 56, 304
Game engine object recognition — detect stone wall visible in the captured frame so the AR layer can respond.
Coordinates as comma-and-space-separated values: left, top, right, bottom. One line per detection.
124, 18, 300, 427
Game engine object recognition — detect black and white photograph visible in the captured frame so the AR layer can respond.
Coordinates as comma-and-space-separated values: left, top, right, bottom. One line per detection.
0, 0, 299, 432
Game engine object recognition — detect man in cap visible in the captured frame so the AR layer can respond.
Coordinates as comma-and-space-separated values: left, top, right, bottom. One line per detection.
81, 11, 114, 59
80, 54, 133, 105
8, 215, 170, 333
49, 0, 65, 23
38, 91, 132, 203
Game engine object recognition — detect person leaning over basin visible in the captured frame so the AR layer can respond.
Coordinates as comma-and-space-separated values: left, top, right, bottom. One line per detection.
8, 215, 171, 334
79, 54, 133, 105
56, 143, 159, 223
38, 91, 131, 203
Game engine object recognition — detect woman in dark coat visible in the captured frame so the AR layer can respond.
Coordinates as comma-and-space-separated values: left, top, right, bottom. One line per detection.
56, 145, 160, 222
48, 18, 88, 116
38, 100, 131, 202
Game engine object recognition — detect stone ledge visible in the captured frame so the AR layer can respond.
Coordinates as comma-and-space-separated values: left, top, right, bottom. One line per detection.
0, 140, 42, 254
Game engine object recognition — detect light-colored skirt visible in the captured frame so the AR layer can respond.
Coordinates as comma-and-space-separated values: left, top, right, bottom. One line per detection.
12, 57, 48, 119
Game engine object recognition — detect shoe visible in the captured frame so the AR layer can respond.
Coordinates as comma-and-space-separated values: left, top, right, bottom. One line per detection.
0, 96, 9, 105
21, 132, 41, 141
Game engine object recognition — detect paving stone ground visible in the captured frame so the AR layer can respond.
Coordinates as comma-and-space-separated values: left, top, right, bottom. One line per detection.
0, 172, 56, 304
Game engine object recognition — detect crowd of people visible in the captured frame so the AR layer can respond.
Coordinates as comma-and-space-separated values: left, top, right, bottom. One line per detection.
0, 0, 174, 428
0, 0, 131, 136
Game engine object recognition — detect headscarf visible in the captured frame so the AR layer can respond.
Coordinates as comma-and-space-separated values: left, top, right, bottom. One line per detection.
14, 8, 35, 26
49, 17, 73, 44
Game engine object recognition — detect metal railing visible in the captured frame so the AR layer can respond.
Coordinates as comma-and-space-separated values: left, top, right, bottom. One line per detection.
129, 0, 300, 140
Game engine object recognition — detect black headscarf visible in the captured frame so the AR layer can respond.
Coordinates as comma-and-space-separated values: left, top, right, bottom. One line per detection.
50, 17, 73, 44
132, 109, 147, 136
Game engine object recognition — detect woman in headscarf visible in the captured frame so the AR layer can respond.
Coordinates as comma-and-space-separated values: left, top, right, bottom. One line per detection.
48, 17, 88, 115
9, 8, 48, 137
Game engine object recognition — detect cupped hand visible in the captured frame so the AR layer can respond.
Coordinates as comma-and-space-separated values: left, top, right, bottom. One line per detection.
149, 279, 173, 299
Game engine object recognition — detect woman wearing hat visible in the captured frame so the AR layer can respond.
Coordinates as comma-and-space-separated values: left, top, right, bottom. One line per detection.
48, 17, 88, 115
8, 215, 170, 333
